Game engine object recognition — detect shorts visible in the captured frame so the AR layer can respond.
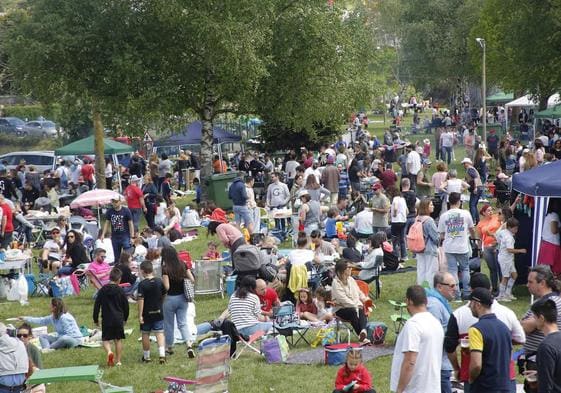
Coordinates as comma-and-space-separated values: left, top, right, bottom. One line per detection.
499, 258, 516, 278
233, 205, 253, 227
102, 325, 126, 341
140, 319, 164, 333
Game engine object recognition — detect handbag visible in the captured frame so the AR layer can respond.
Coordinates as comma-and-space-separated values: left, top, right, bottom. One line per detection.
183, 278, 195, 302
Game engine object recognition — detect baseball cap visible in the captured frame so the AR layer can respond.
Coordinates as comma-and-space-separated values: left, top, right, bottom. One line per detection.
469, 287, 493, 307
372, 183, 383, 191
130, 175, 141, 182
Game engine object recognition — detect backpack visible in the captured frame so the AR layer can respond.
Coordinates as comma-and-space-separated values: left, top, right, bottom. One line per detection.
382, 249, 399, 271
232, 244, 262, 273
366, 321, 387, 345
406, 217, 427, 253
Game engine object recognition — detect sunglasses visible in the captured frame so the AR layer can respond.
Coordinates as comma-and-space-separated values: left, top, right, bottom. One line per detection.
17, 333, 29, 338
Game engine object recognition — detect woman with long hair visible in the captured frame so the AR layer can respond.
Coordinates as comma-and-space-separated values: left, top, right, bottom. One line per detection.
303, 173, 330, 202
161, 246, 196, 358
58, 230, 89, 276
228, 275, 272, 336
331, 260, 370, 344
163, 207, 183, 242
388, 185, 407, 262
207, 208, 245, 255
21, 298, 83, 350
415, 198, 440, 287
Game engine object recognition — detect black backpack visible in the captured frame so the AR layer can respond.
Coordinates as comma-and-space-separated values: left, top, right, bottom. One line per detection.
382, 249, 399, 271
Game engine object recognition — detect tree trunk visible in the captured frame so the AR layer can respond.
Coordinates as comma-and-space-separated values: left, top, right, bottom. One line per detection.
92, 100, 106, 189
199, 86, 217, 201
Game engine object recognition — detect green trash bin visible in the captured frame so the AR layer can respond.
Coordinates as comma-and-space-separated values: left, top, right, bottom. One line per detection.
207, 172, 241, 210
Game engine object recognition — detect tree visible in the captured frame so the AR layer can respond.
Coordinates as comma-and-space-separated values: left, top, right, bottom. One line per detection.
472, 0, 561, 110
6, 0, 146, 187
255, 2, 378, 147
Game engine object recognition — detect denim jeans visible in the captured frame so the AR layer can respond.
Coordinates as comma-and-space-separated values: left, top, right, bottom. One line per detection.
196, 322, 213, 336
446, 252, 471, 298
238, 322, 273, 337
442, 146, 453, 164
163, 294, 190, 347
130, 208, 142, 233
111, 235, 132, 264
469, 188, 483, 224
57, 265, 75, 276
233, 205, 253, 229
441, 369, 452, 393
483, 245, 500, 293
39, 334, 81, 349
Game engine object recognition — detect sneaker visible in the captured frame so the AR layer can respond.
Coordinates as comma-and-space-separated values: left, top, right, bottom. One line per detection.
165, 348, 174, 355
507, 294, 517, 301
496, 295, 511, 302
358, 329, 367, 342
107, 352, 115, 367
159, 356, 166, 364
360, 338, 371, 346
187, 347, 196, 359
141, 357, 152, 363
116, 362, 122, 367
41, 348, 55, 354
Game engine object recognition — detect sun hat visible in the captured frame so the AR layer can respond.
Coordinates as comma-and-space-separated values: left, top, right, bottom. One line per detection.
461, 157, 473, 165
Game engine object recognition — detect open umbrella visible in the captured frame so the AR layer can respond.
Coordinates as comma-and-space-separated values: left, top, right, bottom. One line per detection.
70, 189, 124, 224
70, 189, 124, 208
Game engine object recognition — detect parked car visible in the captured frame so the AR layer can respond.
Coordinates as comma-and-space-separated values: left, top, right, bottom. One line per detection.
22, 120, 58, 137
0, 117, 25, 135
0, 151, 55, 173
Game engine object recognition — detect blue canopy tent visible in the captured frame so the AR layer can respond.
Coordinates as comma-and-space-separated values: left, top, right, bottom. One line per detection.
154, 121, 242, 147
512, 161, 561, 281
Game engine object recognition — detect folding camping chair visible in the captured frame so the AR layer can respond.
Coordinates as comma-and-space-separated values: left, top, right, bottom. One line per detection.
389, 300, 410, 335
272, 301, 311, 348
232, 330, 266, 360
25, 365, 133, 392
163, 335, 231, 393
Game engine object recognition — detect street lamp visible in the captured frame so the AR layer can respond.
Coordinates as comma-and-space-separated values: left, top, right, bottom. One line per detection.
476, 37, 486, 143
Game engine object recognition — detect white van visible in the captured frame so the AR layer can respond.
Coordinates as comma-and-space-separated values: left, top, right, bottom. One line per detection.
0, 151, 55, 173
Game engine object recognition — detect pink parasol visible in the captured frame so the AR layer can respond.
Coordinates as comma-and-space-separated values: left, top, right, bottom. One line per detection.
70, 189, 124, 209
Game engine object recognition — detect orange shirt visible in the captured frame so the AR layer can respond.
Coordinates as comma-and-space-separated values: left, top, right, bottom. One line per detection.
213, 160, 227, 173
477, 215, 501, 247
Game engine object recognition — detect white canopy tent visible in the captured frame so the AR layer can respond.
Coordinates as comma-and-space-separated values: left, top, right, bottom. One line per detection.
504, 93, 560, 131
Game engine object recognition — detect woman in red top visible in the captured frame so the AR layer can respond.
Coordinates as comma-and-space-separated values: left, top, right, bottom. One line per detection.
295, 288, 319, 322
334, 348, 375, 393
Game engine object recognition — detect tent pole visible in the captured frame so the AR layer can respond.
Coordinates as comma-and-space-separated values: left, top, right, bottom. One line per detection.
113, 153, 122, 193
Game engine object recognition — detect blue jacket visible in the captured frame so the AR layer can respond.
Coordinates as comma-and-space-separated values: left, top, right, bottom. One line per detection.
25, 313, 83, 340
228, 177, 247, 206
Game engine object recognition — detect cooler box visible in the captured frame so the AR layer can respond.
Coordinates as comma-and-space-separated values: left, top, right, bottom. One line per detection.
226, 275, 237, 297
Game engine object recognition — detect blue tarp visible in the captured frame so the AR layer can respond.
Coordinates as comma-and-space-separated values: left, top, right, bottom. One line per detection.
154, 121, 241, 147
512, 160, 561, 197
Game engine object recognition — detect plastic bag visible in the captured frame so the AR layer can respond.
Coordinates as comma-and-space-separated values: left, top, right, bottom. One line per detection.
17, 274, 28, 305
6, 279, 20, 302
186, 302, 197, 342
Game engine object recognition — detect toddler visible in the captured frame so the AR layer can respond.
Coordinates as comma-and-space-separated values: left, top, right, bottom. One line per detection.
315, 286, 333, 323
204, 241, 220, 260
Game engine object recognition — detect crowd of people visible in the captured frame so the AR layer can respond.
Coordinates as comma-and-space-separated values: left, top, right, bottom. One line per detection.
2, 107, 561, 393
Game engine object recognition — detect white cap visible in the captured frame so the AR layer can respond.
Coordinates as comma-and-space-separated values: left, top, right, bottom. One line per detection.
130, 175, 141, 182
461, 158, 473, 165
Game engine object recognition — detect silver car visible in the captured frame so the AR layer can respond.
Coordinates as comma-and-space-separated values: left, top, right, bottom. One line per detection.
22, 120, 58, 137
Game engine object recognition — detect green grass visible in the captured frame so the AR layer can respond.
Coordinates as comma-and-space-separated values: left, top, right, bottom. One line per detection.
0, 115, 531, 392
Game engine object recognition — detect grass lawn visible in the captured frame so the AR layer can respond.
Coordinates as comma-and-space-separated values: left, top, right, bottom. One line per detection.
0, 114, 532, 392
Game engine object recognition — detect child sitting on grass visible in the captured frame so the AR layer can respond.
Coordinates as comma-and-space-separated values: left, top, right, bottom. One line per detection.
315, 286, 334, 323
137, 261, 167, 364
204, 241, 220, 260
295, 288, 319, 322
496, 217, 526, 301
93, 267, 129, 367
333, 348, 375, 393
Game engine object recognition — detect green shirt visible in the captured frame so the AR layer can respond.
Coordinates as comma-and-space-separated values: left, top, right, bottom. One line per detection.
370, 193, 390, 228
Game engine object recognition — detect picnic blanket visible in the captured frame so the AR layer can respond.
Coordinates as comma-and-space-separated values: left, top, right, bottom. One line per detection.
285, 344, 394, 365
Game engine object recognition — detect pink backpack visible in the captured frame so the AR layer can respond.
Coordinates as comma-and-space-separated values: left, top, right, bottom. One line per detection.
407, 217, 428, 253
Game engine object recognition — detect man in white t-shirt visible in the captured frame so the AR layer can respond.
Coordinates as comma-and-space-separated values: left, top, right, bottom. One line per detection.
352, 208, 373, 239
390, 285, 443, 393
445, 273, 525, 392
440, 128, 455, 165
437, 192, 475, 300
405, 144, 421, 191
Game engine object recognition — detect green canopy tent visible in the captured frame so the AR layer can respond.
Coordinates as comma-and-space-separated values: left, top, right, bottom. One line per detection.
534, 105, 561, 119
55, 136, 134, 191
486, 91, 514, 104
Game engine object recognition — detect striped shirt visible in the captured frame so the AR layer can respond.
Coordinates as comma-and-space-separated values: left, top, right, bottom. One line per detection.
228, 292, 261, 330
522, 293, 561, 353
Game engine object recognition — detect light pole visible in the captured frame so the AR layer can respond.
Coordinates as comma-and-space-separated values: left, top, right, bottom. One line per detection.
476, 37, 486, 143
